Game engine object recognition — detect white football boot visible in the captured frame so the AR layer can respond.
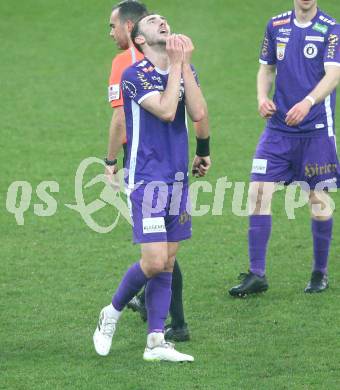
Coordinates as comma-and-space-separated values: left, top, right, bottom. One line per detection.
143, 333, 194, 362
93, 305, 118, 356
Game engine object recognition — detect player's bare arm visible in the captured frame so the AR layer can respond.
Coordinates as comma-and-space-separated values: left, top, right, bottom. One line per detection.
140, 35, 182, 121
105, 107, 125, 184
286, 66, 340, 126
105, 106, 125, 181
257, 64, 277, 119
177, 34, 205, 122
192, 113, 211, 177
107, 106, 126, 161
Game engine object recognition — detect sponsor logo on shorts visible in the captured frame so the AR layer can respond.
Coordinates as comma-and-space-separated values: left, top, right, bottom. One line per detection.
315, 123, 325, 129
179, 211, 191, 225
305, 163, 338, 178
312, 22, 328, 35
108, 84, 120, 102
142, 217, 166, 234
252, 159, 267, 174
304, 43, 318, 59
273, 18, 290, 27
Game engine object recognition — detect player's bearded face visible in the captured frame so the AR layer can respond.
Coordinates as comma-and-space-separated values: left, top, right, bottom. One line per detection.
294, 0, 317, 11
139, 15, 170, 48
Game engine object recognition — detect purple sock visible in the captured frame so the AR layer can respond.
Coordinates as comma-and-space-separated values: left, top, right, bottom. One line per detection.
312, 219, 333, 274
145, 272, 172, 334
248, 215, 272, 277
112, 262, 148, 311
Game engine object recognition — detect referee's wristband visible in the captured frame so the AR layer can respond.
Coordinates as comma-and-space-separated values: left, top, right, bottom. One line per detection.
104, 157, 117, 166
305, 95, 316, 106
196, 136, 210, 157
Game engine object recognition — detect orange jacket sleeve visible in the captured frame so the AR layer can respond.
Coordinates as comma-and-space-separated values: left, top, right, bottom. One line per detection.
108, 53, 130, 108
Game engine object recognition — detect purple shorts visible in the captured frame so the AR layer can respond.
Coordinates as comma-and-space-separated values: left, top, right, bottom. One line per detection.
251, 128, 340, 189
127, 183, 192, 244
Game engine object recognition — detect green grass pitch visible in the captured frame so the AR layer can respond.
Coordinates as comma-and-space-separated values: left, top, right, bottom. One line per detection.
1, 0, 340, 389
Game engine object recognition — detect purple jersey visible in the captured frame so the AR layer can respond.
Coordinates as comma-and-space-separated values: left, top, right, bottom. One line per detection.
122, 59, 198, 188
260, 9, 340, 135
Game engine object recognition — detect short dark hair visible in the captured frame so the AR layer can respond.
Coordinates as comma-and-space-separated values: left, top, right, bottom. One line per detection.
113, 1, 148, 24
130, 13, 151, 53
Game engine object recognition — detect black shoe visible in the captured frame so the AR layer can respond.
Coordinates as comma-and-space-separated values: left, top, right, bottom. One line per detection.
164, 323, 190, 342
127, 296, 147, 322
229, 271, 269, 297
304, 271, 329, 293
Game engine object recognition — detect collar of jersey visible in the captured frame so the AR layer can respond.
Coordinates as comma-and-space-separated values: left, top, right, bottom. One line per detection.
155, 66, 169, 75
293, 19, 312, 28
292, 8, 320, 29
143, 57, 170, 75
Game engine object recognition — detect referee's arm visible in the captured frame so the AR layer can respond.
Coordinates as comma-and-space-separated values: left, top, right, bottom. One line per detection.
107, 106, 126, 161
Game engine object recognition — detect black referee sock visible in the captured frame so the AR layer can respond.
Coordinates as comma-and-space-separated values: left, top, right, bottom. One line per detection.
169, 259, 185, 328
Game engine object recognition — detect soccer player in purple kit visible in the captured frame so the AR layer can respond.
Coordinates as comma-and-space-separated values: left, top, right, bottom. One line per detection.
94, 13, 210, 362
229, 0, 340, 297
106, 0, 207, 343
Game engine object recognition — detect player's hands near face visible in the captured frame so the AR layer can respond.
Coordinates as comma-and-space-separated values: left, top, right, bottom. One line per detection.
258, 98, 277, 119
177, 34, 194, 65
191, 156, 211, 178
285, 99, 312, 127
166, 34, 183, 66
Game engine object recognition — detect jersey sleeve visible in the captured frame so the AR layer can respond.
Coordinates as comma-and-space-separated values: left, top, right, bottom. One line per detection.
121, 67, 160, 105
324, 24, 340, 67
259, 20, 276, 65
108, 54, 130, 108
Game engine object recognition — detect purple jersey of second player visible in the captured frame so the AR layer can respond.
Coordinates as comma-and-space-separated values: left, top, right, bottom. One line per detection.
259, 8, 340, 135
122, 59, 199, 188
